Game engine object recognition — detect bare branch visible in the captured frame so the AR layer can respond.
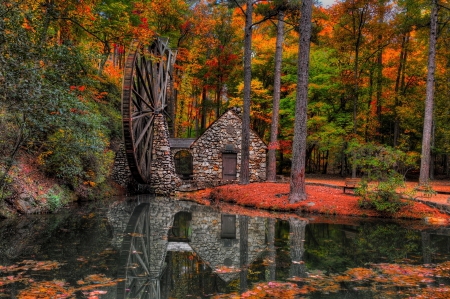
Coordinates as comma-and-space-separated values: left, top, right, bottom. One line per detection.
231, 0, 247, 17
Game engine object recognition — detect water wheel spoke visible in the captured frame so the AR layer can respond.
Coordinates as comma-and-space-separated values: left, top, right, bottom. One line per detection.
134, 115, 154, 149
138, 123, 154, 179
132, 111, 154, 120
131, 243, 150, 275
138, 131, 152, 165
142, 55, 155, 102
126, 277, 140, 296
132, 88, 154, 111
131, 279, 151, 297
135, 60, 154, 107
135, 216, 151, 266
162, 108, 172, 121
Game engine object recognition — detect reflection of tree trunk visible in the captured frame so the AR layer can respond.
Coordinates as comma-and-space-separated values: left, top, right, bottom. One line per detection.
161, 251, 172, 299
421, 232, 431, 264
267, 218, 276, 281
239, 215, 249, 293
289, 218, 307, 278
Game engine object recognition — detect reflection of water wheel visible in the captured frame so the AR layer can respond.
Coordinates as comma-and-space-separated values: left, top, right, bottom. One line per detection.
122, 39, 176, 184
116, 203, 163, 299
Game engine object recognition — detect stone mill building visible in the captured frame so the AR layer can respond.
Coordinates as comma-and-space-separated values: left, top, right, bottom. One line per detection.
113, 108, 267, 192
171, 109, 267, 188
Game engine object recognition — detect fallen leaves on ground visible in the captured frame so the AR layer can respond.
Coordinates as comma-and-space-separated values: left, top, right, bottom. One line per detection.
179, 182, 450, 221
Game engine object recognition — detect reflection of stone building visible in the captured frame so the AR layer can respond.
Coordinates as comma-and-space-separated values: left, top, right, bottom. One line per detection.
108, 197, 268, 284
188, 207, 267, 282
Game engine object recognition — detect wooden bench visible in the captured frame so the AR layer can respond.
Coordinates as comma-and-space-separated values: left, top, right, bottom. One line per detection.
343, 178, 361, 193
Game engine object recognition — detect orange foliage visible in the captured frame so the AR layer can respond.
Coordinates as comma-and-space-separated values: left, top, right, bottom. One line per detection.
179, 182, 450, 221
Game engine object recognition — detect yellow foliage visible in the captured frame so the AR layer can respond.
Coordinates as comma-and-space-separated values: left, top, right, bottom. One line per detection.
37, 151, 53, 165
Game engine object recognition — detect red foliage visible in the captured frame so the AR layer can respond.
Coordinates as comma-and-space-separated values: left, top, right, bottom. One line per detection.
179, 182, 450, 222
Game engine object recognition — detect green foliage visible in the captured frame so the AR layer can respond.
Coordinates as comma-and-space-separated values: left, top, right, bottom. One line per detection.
43, 186, 72, 212
348, 143, 418, 214
0, 2, 121, 201
356, 171, 411, 214
347, 142, 419, 180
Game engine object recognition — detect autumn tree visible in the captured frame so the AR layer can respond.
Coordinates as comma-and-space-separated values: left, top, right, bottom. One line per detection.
268, 4, 286, 182
419, 0, 439, 185
289, 0, 313, 203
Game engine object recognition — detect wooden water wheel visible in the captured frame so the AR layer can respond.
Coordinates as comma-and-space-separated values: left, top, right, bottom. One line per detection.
122, 38, 176, 184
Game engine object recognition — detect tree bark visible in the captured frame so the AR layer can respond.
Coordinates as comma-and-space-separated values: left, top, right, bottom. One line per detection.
240, 0, 253, 185
351, 5, 367, 179
267, 10, 285, 182
419, 0, 438, 185
288, 0, 313, 203
393, 33, 409, 147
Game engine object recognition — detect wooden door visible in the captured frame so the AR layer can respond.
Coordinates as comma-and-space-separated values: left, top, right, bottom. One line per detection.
222, 153, 237, 180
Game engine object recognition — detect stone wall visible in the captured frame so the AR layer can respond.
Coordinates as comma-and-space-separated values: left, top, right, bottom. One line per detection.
112, 115, 181, 195
111, 143, 133, 187
191, 110, 267, 183
187, 207, 268, 282
149, 115, 181, 195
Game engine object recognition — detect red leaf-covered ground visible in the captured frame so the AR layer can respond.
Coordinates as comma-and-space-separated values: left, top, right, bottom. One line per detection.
178, 181, 450, 222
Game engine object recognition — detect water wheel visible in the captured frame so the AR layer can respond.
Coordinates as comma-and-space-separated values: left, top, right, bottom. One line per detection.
116, 203, 164, 298
122, 39, 176, 184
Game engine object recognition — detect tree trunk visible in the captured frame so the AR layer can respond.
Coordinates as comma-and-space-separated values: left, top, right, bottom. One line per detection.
376, 1, 385, 141
393, 33, 408, 147
419, 0, 438, 185
240, 0, 253, 185
430, 120, 435, 180
351, 5, 366, 179
288, 0, 313, 203
201, 86, 207, 132
267, 10, 285, 182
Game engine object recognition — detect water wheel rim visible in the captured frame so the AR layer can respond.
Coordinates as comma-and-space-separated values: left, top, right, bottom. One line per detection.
116, 203, 155, 298
122, 41, 156, 184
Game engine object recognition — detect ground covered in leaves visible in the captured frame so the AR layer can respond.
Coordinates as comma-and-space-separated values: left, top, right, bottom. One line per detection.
178, 181, 450, 222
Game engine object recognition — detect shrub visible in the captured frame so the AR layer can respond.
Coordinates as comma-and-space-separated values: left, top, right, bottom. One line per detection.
348, 143, 418, 214
356, 171, 411, 214
44, 187, 72, 212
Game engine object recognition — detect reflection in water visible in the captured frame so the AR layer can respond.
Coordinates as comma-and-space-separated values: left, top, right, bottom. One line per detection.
112, 196, 450, 298
1, 196, 450, 298
289, 217, 307, 279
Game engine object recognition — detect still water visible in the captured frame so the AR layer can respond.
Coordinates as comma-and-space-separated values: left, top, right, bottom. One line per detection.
1, 195, 450, 298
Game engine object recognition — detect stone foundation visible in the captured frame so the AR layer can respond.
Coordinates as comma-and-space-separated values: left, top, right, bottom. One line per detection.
149, 114, 181, 195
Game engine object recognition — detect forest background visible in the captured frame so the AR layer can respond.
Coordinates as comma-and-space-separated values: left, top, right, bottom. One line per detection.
0, 0, 449, 215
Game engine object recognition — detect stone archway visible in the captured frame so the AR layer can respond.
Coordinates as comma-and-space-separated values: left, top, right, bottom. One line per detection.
174, 150, 193, 180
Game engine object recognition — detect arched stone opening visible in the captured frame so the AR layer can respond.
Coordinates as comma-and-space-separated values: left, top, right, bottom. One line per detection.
174, 150, 193, 180
169, 211, 192, 242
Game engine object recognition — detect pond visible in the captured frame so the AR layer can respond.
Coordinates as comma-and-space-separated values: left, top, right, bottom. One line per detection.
1, 195, 450, 298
